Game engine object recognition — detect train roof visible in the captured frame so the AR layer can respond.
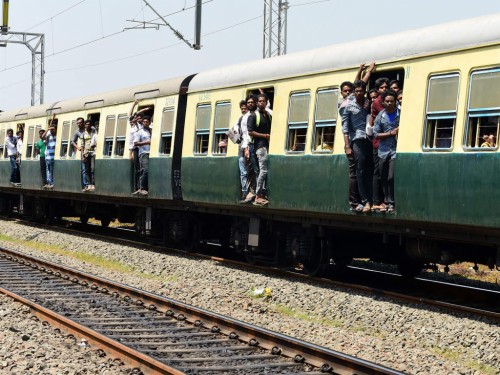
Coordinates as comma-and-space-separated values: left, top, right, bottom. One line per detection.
0, 76, 186, 122
188, 13, 500, 92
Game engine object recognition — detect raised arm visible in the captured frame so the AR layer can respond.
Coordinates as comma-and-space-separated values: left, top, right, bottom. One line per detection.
129, 99, 139, 117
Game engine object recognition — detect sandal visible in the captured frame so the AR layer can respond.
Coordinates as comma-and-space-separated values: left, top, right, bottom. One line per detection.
253, 197, 269, 206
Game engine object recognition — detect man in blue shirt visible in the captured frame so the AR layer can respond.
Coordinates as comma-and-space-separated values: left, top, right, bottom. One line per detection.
374, 90, 400, 212
342, 80, 373, 213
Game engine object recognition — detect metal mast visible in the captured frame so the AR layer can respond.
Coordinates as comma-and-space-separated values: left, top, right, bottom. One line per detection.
263, 0, 288, 58
1, 0, 45, 106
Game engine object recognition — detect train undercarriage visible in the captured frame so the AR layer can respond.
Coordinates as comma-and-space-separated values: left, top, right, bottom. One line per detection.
1, 191, 499, 278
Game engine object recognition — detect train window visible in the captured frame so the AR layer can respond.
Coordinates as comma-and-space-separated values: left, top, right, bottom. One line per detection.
313, 88, 338, 153
68, 120, 77, 158
286, 92, 310, 153
138, 105, 155, 122
60, 121, 70, 157
26, 126, 35, 158
464, 68, 500, 149
423, 74, 460, 150
33, 125, 42, 158
0, 129, 5, 159
194, 104, 211, 155
104, 115, 116, 157
87, 112, 101, 128
114, 115, 127, 157
160, 107, 175, 155
212, 102, 231, 155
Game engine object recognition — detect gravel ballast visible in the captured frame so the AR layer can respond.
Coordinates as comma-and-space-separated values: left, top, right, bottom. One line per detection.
0, 220, 498, 375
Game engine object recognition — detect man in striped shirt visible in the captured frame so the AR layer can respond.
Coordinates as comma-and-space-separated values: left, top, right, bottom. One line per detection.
42, 121, 57, 189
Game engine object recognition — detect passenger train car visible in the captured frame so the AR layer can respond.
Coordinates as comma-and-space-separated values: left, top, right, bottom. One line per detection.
1, 14, 499, 276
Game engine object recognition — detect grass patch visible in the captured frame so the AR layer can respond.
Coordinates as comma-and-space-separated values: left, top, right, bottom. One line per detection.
0, 233, 177, 284
272, 304, 343, 328
431, 347, 497, 375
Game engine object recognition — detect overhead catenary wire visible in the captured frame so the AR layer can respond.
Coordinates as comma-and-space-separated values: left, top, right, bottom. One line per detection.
46, 14, 263, 74
0, 0, 213, 75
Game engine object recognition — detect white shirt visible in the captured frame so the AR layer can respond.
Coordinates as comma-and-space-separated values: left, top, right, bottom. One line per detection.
6, 136, 17, 156
128, 122, 143, 151
16, 138, 23, 156
239, 112, 251, 149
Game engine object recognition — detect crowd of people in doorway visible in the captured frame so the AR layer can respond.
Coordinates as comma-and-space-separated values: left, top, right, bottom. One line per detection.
341, 63, 403, 213
228, 90, 273, 206
5, 99, 152, 196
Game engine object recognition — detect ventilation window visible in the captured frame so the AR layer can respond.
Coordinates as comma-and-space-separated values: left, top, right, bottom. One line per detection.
194, 104, 211, 155
104, 115, 116, 157
464, 68, 500, 149
286, 92, 310, 153
160, 107, 175, 155
60, 121, 70, 157
68, 120, 77, 158
313, 88, 338, 153
26, 126, 35, 158
115, 115, 128, 157
212, 102, 231, 155
423, 74, 460, 150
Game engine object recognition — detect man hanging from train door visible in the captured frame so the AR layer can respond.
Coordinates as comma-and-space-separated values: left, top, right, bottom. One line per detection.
6, 129, 20, 187
374, 90, 399, 213
342, 80, 373, 213
133, 115, 152, 196
247, 93, 272, 206
72, 117, 87, 190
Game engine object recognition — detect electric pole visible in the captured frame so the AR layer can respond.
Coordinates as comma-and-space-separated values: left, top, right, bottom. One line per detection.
1, 0, 45, 106
263, 0, 288, 58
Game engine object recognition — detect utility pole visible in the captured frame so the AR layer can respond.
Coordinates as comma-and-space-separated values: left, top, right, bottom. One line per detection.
263, 0, 288, 58
126, 0, 202, 50
1, 0, 45, 106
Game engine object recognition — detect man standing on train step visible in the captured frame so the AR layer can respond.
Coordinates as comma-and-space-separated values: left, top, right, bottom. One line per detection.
35, 129, 47, 187
342, 80, 373, 213
133, 115, 152, 196
374, 90, 399, 213
247, 93, 272, 206
72, 117, 88, 190
368, 78, 389, 211
42, 121, 57, 189
6, 129, 20, 187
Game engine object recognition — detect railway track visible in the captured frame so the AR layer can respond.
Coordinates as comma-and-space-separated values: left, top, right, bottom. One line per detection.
55, 218, 500, 321
5, 216, 500, 322
0, 246, 404, 375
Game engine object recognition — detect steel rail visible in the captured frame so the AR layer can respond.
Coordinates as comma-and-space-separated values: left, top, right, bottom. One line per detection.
0, 246, 404, 375
12, 217, 500, 321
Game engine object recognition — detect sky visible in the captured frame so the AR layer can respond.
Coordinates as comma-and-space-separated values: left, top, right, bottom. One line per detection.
1, 0, 500, 111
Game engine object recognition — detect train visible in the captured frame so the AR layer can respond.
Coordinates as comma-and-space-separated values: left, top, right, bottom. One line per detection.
1, 14, 499, 277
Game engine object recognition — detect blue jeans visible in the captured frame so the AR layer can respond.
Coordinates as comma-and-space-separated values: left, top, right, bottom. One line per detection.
255, 146, 268, 197
238, 147, 248, 197
46, 159, 54, 185
9, 155, 19, 183
139, 153, 149, 191
81, 161, 89, 188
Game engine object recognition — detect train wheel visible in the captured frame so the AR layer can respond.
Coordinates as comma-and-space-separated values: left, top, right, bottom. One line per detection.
303, 237, 329, 277
397, 259, 423, 277
100, 217, 111, 228
80, 215, 89, 225
183, 220, 200, 252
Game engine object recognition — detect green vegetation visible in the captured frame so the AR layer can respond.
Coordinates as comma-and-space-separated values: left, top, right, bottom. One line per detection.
0, 234, 177, 284
431, 347, 498, 375
272, 304, 343, 328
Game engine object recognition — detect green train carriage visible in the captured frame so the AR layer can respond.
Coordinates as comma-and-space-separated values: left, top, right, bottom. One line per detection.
181, 14, 500, 273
